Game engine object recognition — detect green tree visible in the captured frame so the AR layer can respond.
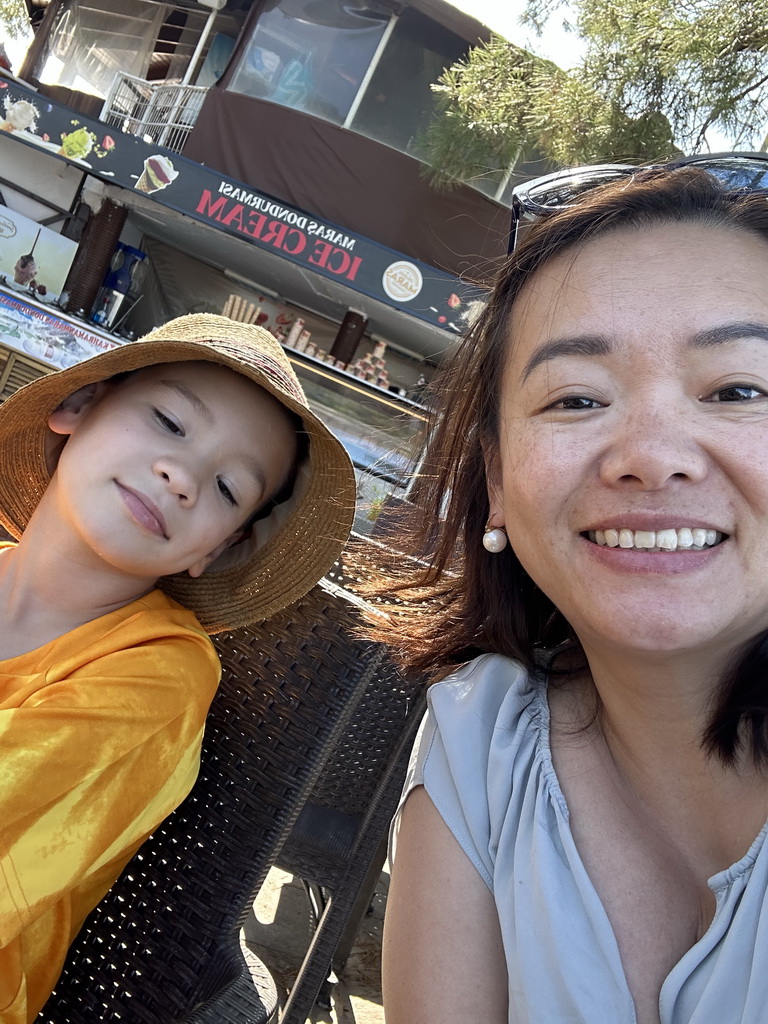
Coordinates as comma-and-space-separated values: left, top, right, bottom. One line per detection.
0, 0, 28, 39
425, 0, 768, 187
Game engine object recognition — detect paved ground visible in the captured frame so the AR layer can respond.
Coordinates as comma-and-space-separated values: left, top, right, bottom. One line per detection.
245, 866, 387, 1024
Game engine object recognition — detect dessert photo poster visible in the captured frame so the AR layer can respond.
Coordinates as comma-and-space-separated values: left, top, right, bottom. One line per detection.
0, 206, 77, 302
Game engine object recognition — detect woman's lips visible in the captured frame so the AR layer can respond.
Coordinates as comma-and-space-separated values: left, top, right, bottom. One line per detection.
116, 483, 168, 538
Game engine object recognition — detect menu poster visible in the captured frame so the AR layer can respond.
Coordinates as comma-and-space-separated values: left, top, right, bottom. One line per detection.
0, 205, 77, 304
0, 289, 121, 370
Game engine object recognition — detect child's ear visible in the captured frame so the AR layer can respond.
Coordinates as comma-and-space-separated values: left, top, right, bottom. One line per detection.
185, 528, 247, 579
48, 381, 109, 435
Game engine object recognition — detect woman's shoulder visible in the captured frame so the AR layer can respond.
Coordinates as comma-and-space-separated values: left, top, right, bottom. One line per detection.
395, 654, 548, 890
427, 652, 543, 733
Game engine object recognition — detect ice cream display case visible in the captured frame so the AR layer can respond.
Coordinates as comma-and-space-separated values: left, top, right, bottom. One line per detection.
283, 345, 430, 528
0, 284, 124, 399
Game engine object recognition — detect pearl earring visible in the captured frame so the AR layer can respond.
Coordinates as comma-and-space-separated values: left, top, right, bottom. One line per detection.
482, 523, 508, 553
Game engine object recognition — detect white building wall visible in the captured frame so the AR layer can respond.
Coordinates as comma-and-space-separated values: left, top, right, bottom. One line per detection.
0, 136, 84, 224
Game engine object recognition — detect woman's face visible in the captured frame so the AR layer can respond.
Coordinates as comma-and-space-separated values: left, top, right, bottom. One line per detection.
488, 220, 768, 662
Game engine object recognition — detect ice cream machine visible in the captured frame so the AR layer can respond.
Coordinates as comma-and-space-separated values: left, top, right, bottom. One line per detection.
91, 243, 146, 330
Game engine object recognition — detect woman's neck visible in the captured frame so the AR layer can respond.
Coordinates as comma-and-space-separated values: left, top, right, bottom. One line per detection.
549, 643, 768, 884
569, 640, 749, 794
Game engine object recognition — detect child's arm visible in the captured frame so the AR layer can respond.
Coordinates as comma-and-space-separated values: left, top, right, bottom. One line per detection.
0, 633, 219, 947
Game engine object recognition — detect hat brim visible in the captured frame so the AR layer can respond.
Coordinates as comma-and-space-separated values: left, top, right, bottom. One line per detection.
0, 328, 356, 631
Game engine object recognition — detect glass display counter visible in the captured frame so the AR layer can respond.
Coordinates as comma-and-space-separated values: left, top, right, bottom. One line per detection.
0, 284, 124, 400
285, 347, 430, 533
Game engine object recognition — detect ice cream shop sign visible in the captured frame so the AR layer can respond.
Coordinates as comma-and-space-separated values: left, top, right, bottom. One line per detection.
0, 81, 483, 331
196, 188, 363, 283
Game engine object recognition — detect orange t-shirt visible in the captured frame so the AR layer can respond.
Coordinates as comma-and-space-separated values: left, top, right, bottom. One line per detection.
0, 563, 220, 1022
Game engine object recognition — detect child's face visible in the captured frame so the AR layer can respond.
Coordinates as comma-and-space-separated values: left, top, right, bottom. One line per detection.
47, 361, 298, 583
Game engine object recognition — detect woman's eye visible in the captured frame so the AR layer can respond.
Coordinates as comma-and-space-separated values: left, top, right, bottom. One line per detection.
217, 479, 237, 506
707, 385, 767, 402
154, 409, 183, 435
547, 395, 602, 411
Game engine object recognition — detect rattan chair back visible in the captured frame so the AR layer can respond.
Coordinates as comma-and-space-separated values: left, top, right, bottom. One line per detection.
37, 579, 381, 1024
272, 537, 428, 1024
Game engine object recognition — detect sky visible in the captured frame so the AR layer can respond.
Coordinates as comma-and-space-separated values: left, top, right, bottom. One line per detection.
5, 28, 31, 73
448, 0, 585, 70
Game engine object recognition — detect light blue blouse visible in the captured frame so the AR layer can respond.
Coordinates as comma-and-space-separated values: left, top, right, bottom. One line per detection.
392, 653, 768, 1024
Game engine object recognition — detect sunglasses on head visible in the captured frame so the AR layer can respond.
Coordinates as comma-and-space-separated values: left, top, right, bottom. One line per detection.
508, 152, 768, 252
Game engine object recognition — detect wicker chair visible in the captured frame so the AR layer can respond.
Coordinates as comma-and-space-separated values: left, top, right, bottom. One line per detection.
37, 578, 386, 1024
267, 540, 428, 1024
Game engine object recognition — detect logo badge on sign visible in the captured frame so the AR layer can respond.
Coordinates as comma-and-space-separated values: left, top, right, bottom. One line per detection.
382, 261, 423, 302
0, 214, 17, 239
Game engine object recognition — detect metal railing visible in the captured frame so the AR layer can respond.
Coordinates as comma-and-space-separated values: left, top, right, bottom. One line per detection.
100, 73, 207, 154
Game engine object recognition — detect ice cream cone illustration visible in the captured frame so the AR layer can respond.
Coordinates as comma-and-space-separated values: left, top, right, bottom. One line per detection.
1, 98, 38, 133
135, 154, 178, 194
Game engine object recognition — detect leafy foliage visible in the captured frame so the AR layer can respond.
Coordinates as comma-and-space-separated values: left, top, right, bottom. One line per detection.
425, 0, 768, 188
0, 0, 29, 39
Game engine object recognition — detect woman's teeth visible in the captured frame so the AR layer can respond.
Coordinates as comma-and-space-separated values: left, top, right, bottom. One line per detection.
588, 528, 724, 551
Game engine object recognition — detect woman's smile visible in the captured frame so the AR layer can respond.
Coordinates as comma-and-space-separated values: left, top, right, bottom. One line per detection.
580, 528, 727, 576
586, 527, 724, 551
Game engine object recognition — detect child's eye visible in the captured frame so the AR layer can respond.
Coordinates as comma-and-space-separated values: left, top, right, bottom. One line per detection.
217, 479, 237, 506
704, 384, 767, 402
154, 409, 184, 435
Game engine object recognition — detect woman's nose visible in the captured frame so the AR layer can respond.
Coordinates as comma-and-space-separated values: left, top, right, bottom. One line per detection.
598, 406, 709, 491
154, 456, 198, 503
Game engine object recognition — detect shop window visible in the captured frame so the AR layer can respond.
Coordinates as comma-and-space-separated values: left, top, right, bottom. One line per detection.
348, 8, 468, 159
37, 0, 167, 99
228, 0, 389, 125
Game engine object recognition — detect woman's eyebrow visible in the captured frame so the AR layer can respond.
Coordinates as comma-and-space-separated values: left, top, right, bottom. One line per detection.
519, 321, 768, 383
520, 334, 612, 383
690, 322, 768, 347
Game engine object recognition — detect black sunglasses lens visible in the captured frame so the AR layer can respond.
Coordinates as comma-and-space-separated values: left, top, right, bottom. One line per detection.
687, 157, 768, 191
522, 168, 631, 211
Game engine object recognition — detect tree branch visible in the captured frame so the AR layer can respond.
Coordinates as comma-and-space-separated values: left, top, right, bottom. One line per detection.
693, 69, 768, 149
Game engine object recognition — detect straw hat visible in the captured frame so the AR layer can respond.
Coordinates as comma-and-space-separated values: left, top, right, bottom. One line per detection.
0, 313, 356, 632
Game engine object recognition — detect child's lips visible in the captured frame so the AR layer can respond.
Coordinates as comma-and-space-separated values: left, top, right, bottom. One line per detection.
116, 483, 168, 538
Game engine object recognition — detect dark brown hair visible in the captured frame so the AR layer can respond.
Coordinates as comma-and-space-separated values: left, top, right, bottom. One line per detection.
370, 165, 768, 766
